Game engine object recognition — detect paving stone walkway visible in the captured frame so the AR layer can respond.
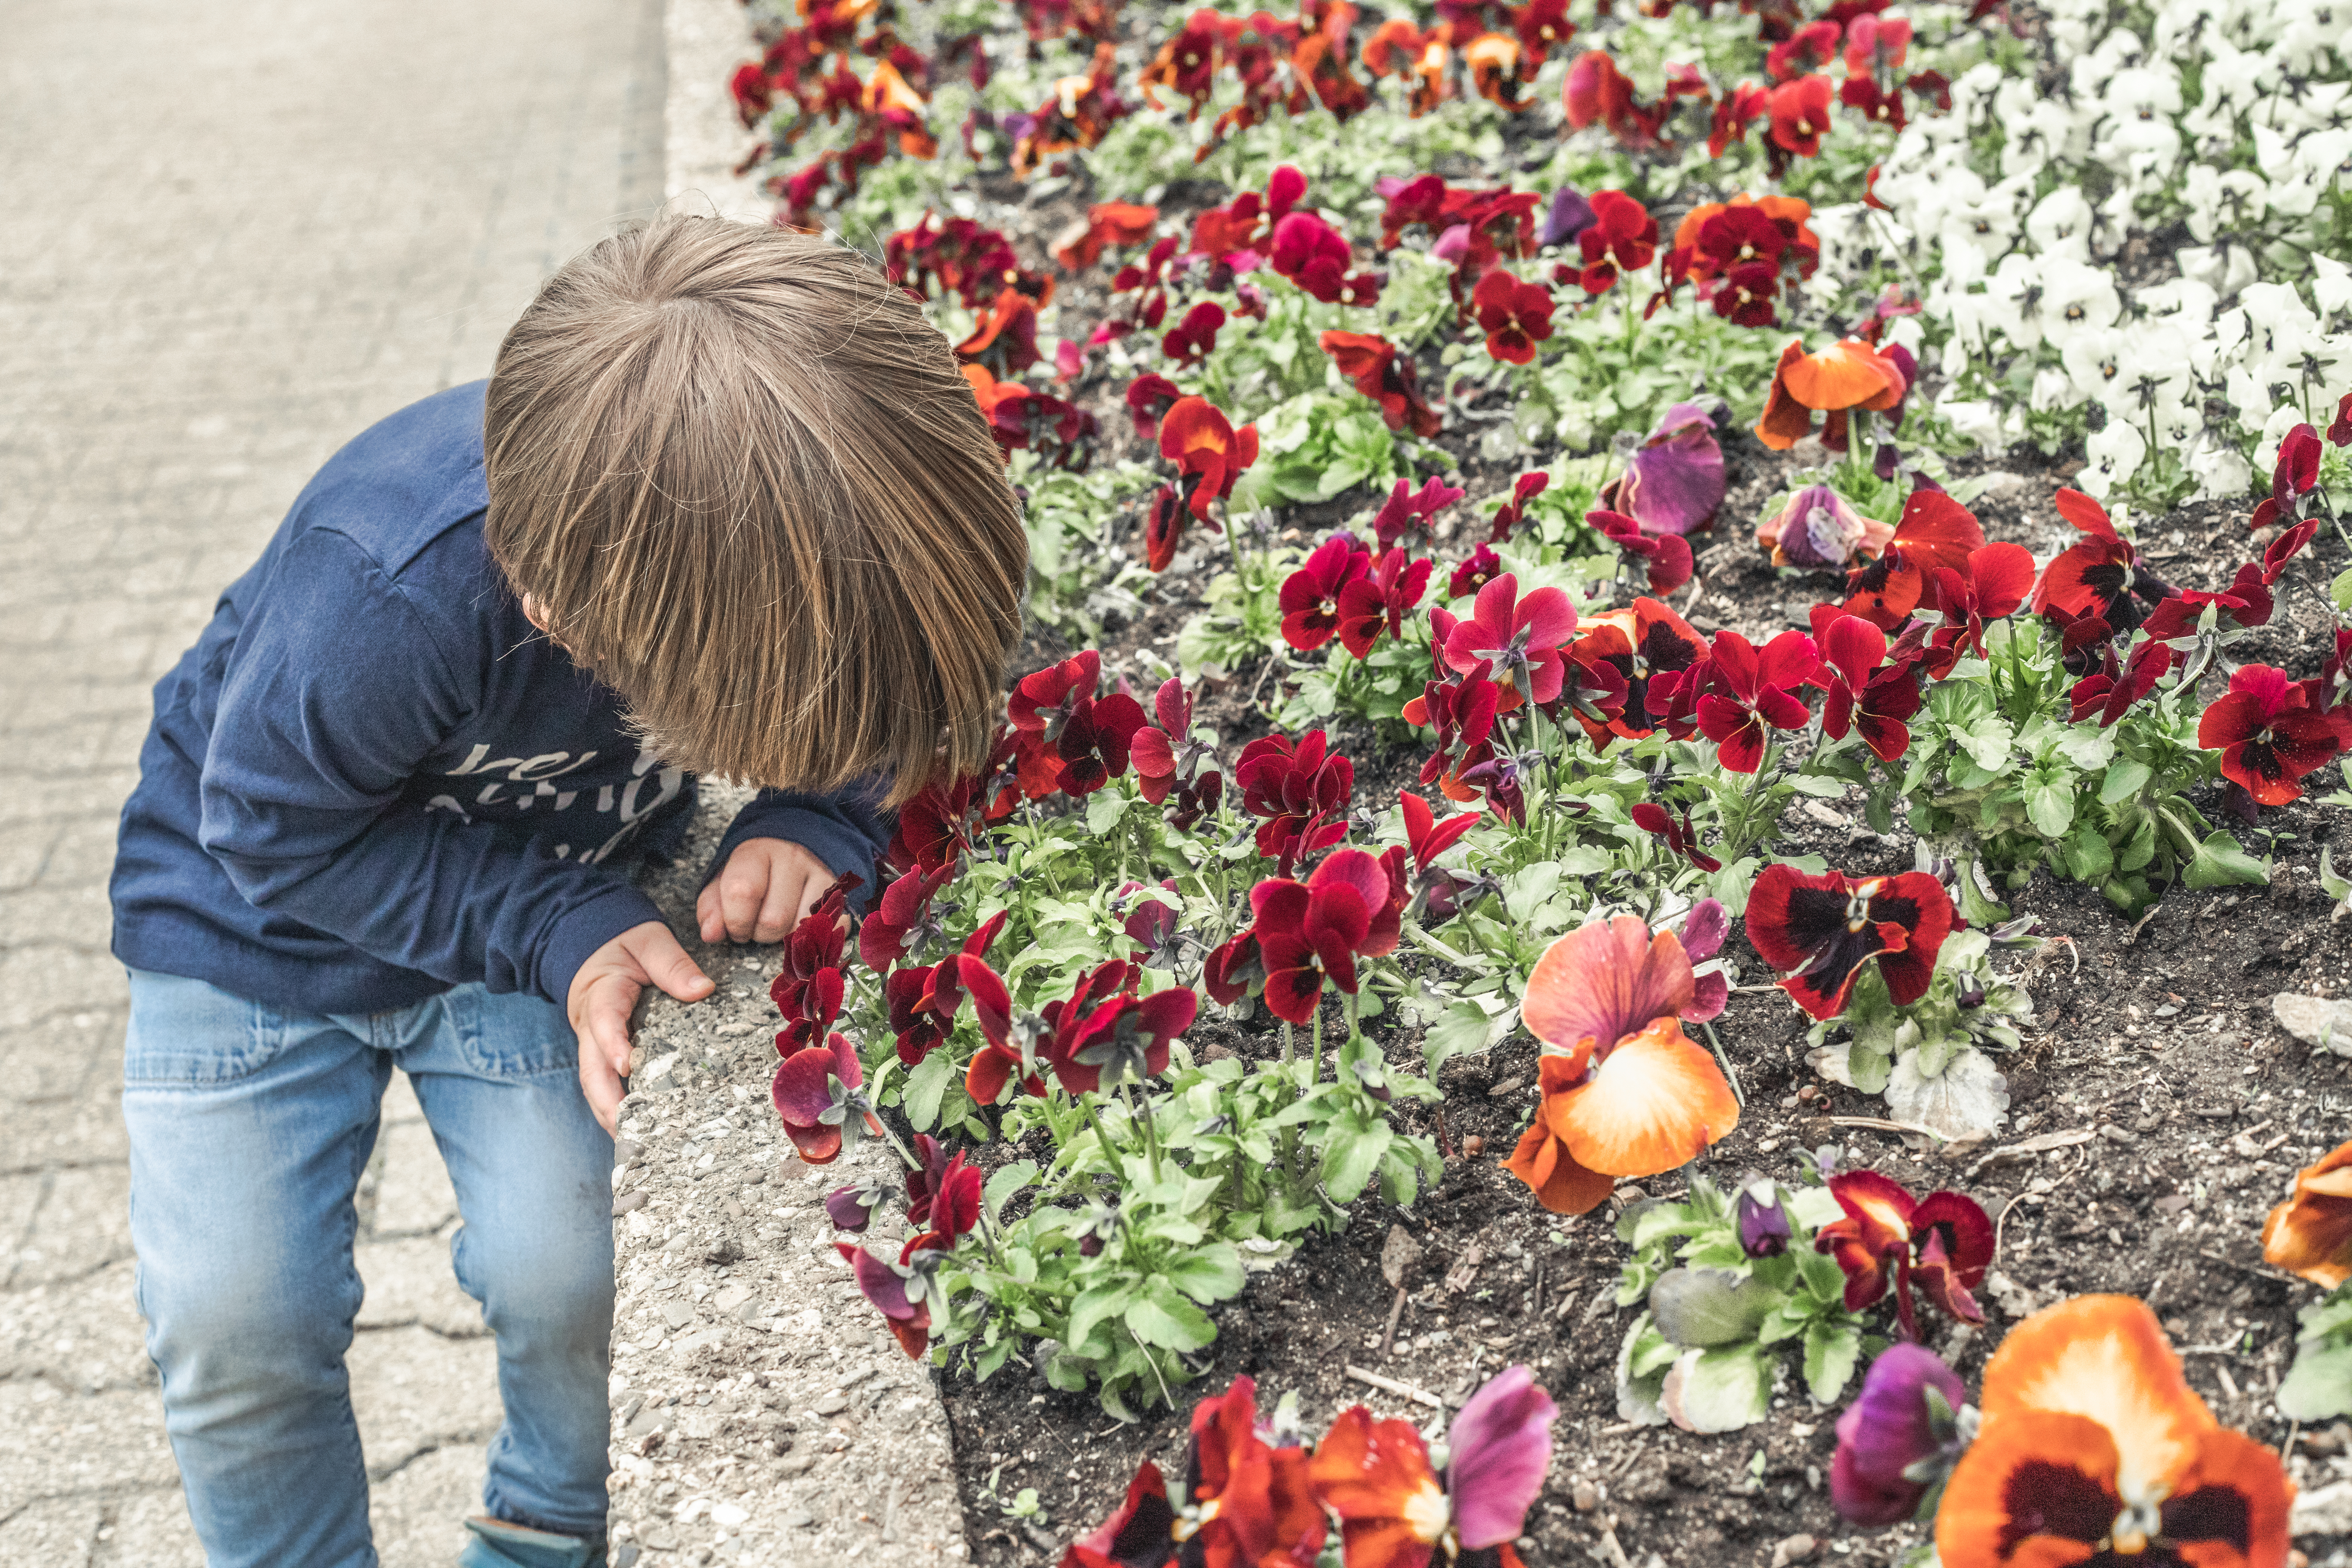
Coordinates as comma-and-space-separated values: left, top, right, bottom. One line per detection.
0, 0, 667, 1559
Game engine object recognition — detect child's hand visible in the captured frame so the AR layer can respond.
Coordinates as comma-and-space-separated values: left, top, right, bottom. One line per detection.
568, 921, 714, 1133
696, 838, 838, 944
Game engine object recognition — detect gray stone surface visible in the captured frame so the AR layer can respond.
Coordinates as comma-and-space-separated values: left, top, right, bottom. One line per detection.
606, 791, 972, 1565
0, 0, 667, 1553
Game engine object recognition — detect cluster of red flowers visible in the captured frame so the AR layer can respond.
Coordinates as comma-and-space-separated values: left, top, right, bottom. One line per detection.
1139, 2, 1371, 159
730, 0, 947, 229
1561, 3, 1951, 168
1064, 1367, 1556, 1568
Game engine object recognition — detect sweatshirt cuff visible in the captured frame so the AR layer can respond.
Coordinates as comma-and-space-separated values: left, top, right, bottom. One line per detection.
536, 883, 668, 1008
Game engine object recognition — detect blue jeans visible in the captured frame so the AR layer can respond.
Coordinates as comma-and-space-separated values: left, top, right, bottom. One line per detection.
122, 968, 614, 1566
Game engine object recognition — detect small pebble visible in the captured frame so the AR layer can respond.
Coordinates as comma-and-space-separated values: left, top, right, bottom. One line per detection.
1571, 1481, 1602, 1511
784, 1507, 816, 1528
1462, 1136, 1485, 1157
1771, 1533, 1819, 1568
814, 1391, 850, 1415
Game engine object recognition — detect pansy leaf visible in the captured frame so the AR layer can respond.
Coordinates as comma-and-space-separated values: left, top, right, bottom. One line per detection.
2054, 727, 2116, 771
1424, 999, 1517, 1077
2332, 565, 2352, 615
2099, 759, 2154, 805
1663, 1344, 1772, 1433
1649, 1268, 1775, 1348
1085, 789, 1130, 835
2062, 825, 2114, 883
1802, 1319, 1864, 1405
2182, 830, 2268, 891
984, 1161, 1039, 1227
1068, 1281, 1136, 1355
2279, 1340, 2352, 1421
1321, 1121, 1393, 1203
1125, 1278, 1216, 1351
1044, 1351, 1092, 1393
2024, 778, 2075, 840
903, 1049, 953, 1133
1163, 1243, 1246, 1305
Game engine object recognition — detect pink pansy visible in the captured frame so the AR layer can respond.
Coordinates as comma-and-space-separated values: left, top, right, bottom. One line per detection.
1446, 1364, 1560, 1549
771, 1030, 869, 1165
1441, 572, 1577, 703
1522, 913, 1697, 1054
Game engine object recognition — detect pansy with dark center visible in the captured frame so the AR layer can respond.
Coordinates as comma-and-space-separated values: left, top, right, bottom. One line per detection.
1805, 614, 1924, 763
1334, 545, 1433, 658
1694, 627, 1819, 773
1279, 533, 1374, 652
1813, 1170, 1995, 1341
1568, 596, 1708, 742
1836, 489, 1986, 630
1244, 848, 1406, 1023
1441, 572, 1577, 704
1745, 863, 1955, 1019
1318, 330, 1443, 437
1056, 984, 1199, 1092
1236, 730, 1353, 874
2030, 487, 2178, 639
2197, 663, 2344, 807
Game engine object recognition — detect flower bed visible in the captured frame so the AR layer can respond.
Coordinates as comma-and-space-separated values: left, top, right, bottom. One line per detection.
693, 0, 2352, 1561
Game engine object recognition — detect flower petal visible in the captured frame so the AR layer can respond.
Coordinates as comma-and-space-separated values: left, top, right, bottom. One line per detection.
1550, 1018, 1738, 1178
1978, 1294, 2216, 1507
1447, 1366, 1559, 1548
1522, 916, 1697, 1054
1502, 1121, 1616, 1215
2262, 1138, 2352, 1288
1937, 1408, 2123, 1567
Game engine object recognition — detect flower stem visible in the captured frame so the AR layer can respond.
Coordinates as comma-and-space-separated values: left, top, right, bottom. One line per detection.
1308, 1003, 1324, 1089
1077, 1092, 1124, 1177
1700, 1019, 1744, 1110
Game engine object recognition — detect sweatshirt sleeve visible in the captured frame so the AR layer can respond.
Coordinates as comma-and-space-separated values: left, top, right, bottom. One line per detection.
196, 528, 662, 1006
710, 784, 894, 909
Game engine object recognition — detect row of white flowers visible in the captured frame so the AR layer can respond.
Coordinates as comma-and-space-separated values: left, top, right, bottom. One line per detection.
1834, 0, 2348, 500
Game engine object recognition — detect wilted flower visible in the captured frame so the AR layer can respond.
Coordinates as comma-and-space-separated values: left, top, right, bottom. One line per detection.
1814, 1171, 1994, 1341
1830, 1343, 1970, 1524
836, 1237, 935, 1358
1058, 1460, 1175, 1568
1757, 484, 1886, 569
2262, 1137, 2352, 1288
1319, 330, 1443, 437
771, 1031, 873, 1165
1631, 801, 1720, 873
1605, 401, 1726, 538
1505, 916, 1739, 1214
1938, 1297, 2291, 1568
1588, 509, 1696, 595
1746, 864, 1955, 1020
1371, 474, 1465, 552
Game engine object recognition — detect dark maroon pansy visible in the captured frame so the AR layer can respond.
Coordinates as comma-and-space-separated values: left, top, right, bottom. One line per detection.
1744, 864, 1954, 1020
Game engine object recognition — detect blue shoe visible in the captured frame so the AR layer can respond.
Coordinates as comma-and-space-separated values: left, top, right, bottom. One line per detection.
457, 1515, 606, 1568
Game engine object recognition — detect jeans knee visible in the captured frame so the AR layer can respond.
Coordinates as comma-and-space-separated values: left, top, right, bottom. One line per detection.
141, 1254, 354, 1419
456, 1228, 612, 1352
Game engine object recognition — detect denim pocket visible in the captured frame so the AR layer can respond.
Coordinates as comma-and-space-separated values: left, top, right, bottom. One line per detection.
441, 985, 577, 1080
121, 969, 299, 1086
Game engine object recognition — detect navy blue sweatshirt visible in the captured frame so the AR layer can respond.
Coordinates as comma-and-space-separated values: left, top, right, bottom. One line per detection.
110, 381, 891, 1015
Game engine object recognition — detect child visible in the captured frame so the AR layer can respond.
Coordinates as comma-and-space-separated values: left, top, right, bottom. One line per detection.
108, 217, 1027, 1568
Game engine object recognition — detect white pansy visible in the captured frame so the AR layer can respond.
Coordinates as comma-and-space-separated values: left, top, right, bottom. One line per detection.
2315, 254, 2352, 315
2026, 185, 2098, 259
2239, 282, 2323, 378
2059, 327, 2130, 405
1978, 252, 2052, 351
2276, 0, 2349, 73
2177, 241, 2260, 296
2040, 257, 2124, 350
2081, 421, 2149, 497
2181, 164, 2267, 242
2189, 440, 2256, 500
2138, 277, 2219, 327
2224, 363, 2279, 429
2031, 364, 2080, 412
1938, 398, 2007, 454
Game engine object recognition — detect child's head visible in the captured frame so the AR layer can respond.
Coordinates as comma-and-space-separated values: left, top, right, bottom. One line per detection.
484, 215, 1026, 807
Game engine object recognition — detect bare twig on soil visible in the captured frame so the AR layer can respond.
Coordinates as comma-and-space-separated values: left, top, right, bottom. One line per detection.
1344, 1364, 1446, 1409
1827, 1115, 1948, 1141
1380, 1288, 1408, 1358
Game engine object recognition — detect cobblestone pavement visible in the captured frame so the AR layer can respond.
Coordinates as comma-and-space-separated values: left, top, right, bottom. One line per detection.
0, 0, 666, 1559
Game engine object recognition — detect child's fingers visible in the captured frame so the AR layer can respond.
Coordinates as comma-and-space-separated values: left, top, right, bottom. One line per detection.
695, 880, 727, 943
577, 975, 636, 1133
712, 860, 769, 944
622, 922, 713, 1003
753, 867, 802, 945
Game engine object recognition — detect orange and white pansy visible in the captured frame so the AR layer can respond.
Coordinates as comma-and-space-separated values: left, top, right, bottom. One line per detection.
1503, 916, 1740, 1215
1936, 1295, 2293, 1568
2262, 1137, 2352, 1289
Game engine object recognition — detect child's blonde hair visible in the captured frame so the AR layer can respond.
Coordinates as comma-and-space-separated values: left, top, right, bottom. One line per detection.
484, 215, 1026, 807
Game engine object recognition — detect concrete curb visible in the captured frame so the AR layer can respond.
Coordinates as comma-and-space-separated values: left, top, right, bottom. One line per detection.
605, 784, 972, 1564
663, 0, 773, 224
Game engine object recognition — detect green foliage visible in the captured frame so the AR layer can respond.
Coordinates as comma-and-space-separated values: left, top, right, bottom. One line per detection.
1614, 1175, 1875, 1430
2279, 1283, 2352, 1423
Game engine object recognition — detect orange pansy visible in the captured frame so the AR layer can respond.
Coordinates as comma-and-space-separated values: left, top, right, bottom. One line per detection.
1936, 1296, 2293, 1568
2262, 1137, 2352, 1289
1755, 337, 1909, 451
